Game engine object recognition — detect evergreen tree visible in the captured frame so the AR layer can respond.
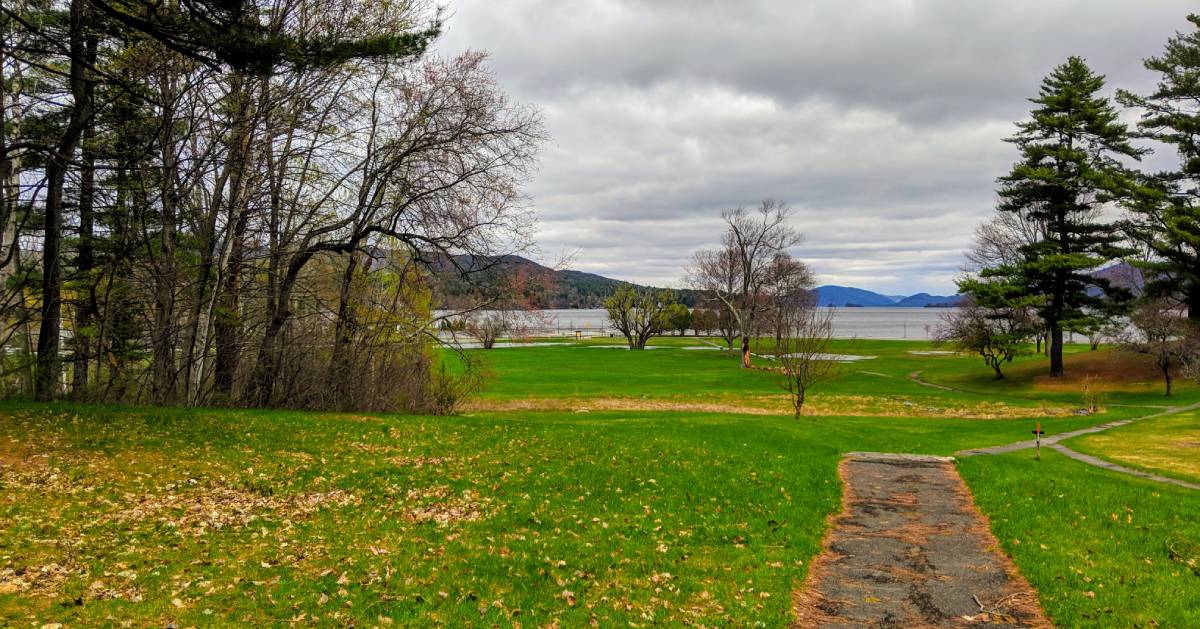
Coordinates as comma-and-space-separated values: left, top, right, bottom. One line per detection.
987, 56, 1139, 377
1118, 14, 1200, 321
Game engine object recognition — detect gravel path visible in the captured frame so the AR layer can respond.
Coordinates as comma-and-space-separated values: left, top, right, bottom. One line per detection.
793, 453, 1050, 628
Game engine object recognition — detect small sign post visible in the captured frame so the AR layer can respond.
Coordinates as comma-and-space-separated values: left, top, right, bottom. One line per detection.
1032, 422, 1045, 460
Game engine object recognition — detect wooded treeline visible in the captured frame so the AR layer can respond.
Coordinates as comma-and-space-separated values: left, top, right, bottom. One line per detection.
951, 15, 1200, 382
0, 0, 543, 410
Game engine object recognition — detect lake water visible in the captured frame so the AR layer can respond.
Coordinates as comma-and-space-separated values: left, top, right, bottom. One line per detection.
444, 307, 955, 340
828, 307, 952, 340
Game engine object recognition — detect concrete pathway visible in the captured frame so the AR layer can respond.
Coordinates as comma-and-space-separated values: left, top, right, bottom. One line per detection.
793, 453, 1050, 628
957, 400, 1200, 491
1047, 444, 1200, 490
956, 417, 1147, 456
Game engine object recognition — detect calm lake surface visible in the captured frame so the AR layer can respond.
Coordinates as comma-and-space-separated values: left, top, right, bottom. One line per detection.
467, 307, 955, 340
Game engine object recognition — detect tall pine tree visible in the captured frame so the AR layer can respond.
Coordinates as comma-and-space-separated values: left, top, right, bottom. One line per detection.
987, 56, 1139, 377
1118, 14, 1200, 321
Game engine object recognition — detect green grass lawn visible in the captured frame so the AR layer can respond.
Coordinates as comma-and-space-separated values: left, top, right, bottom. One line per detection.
1, 404, 841, 627
2, 339, 1198, 626
960, 450, 1200, 628
465, 338, 1104, 420
1069, 411, 1200, 485
467, 337, 783, 400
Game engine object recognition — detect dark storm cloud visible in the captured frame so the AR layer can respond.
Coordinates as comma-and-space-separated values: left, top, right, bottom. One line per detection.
435, 0, 1196, 293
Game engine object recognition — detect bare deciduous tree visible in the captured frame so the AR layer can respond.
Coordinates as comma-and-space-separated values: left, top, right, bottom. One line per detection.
690, 200, 802, 368
762, 253, 815, 349
1120, 299, 1196, 396
243, 51, 544, 407
964, 209, 1046, 271
774, 304, 837, 418
1, 0, 543, 414
935, 297, 1037, 380
463, 311, 510, 349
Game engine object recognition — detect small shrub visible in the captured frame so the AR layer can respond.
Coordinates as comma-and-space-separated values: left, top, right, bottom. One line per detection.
1081, 374, 1103, 413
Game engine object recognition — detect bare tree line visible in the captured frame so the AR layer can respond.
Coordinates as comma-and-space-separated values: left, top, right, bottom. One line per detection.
0, 0, 544, 410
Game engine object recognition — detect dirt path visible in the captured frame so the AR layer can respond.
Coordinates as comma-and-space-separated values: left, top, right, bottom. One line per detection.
793, 453, 1050, 628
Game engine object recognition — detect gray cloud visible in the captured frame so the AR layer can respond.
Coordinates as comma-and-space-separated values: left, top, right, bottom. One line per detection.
435, 0, 1195, 294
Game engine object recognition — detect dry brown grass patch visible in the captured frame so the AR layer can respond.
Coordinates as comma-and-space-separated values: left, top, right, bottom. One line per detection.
1076, 418, 1200, 481
464, 396, 778, 415
468, 395, 1072, 419
1028, 351, 1175, 393
390, 455, 453, 468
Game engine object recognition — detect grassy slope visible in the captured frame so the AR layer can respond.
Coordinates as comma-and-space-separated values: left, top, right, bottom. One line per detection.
960, 451, 1200, 628
2, 339, 1198, 626
1069, 411, 1200, 485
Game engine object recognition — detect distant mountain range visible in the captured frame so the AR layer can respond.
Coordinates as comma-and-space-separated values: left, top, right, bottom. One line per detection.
432, 254, 703, 308
814, 285, 963, 308
433, 254, 968, 309
811, 263, 1146, 308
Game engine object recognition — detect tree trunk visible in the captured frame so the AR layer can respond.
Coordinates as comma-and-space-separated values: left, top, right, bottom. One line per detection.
0, 27, 24, 367
740, 335, 751, 368
97, 166, 133, 400
71, 120, 97, 398
1188, 283, 1200, 323
1049, 323, 1064, 377
330, 251, 363, 406
149, 72, 180, 404
35, 1, 94, 401
187, 74, 254, 402
248, 253, 309, 407
248, 309, 287, 407
213, 210, 249, 397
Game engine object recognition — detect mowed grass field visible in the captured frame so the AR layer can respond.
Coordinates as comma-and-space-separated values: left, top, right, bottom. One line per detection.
1070, 412, 1200, 484
1, 337, 1198, 627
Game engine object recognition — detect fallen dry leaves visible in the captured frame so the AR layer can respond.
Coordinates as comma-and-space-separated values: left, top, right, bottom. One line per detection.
403, 485, 492, 524
114, 485, 360, 535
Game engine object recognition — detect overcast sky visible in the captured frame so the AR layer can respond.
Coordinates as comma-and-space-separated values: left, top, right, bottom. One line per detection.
435, 1, 1194, 294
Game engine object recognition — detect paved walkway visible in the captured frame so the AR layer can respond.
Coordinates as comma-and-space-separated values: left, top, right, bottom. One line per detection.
793, 453, 1050, 628
1048, 444, 1200, 490
956, 400, 1200, 491
956, 416, 1145, 456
